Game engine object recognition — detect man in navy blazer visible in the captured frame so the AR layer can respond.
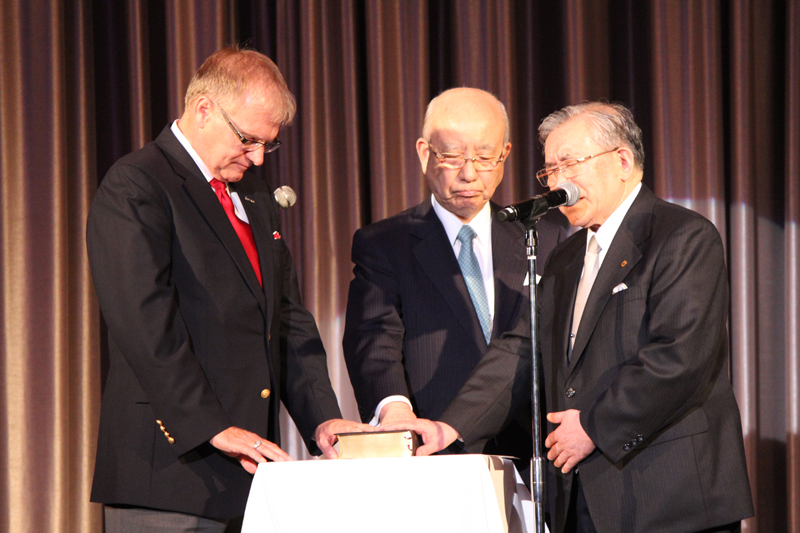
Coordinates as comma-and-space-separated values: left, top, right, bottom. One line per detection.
343, 88, 563, 463
537, 102, 753, 532
88, 48, 371, 531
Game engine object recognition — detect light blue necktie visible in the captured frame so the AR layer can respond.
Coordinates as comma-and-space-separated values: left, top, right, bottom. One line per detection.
457, 225, 491, 344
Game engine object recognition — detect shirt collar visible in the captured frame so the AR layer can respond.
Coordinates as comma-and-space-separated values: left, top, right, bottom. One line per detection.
171, 120, 215, 184
432, 195, 492, 247
589, 182, 642, 253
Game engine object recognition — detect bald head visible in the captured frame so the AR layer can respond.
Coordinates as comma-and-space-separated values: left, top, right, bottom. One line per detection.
422, 88, 510, 145
416, 88, 512, 222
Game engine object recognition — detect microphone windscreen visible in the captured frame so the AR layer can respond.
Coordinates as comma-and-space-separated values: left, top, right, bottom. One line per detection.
559, 182, 580, 206
273, 186, 297, 208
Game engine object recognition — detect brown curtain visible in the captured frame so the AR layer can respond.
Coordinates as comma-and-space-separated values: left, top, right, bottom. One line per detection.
1, 1, 798, 531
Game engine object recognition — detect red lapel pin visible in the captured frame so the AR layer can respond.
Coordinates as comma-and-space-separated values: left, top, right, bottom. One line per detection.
273, 231, 282, 240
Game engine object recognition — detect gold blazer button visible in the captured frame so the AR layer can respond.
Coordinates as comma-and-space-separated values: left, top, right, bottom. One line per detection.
261, 389, 271, 399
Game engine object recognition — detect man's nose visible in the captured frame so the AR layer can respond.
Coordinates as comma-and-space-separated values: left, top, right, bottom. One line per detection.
246, 146, 265, 166
458, 159, 480, 181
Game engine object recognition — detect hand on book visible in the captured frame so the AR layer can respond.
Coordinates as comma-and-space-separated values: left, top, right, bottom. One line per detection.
378, 401, 417, 426
380, 419, 460, 456
315, 419, 377, 459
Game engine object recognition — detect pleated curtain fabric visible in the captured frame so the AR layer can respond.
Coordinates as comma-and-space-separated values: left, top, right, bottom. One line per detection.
0, 1, 799, 531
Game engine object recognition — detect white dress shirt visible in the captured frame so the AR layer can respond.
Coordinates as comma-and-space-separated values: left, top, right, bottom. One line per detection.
171, 120, 250, 223
584, 182, 642, 266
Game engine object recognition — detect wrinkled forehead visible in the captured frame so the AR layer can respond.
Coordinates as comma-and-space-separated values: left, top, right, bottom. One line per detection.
544, 118, 598, 164
428, 113, 505, 153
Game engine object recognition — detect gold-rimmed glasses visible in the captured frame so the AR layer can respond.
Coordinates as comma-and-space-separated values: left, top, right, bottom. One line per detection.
536, 147, 619, 188
428, 144, 505, 172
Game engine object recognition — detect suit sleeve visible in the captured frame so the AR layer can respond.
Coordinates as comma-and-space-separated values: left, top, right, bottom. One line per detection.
438, 219, 563, 451
342, 228, 410, 422
438, 307, 533, 452
581, 216, 730, 464
277, 229, 343, 449
87, 163, 231, 457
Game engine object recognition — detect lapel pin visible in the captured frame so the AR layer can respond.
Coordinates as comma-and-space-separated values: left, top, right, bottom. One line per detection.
273, 231, 282, 240
244, 196, 256, 204
620, 260, 628, 267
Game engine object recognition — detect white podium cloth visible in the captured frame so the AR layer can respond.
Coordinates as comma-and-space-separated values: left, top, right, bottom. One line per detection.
241, 454, 538, 533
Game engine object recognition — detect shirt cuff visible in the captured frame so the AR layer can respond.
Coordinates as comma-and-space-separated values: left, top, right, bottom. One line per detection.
370, 396, 413, 426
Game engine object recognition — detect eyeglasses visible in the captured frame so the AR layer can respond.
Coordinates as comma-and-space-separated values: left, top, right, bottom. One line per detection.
536, 147, 619, 188
211, 99, 281, 153
428, 144, 505, 172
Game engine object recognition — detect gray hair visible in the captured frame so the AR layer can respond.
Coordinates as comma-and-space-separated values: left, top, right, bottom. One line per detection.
422, 88, 510, 145
538, 101, 644, 170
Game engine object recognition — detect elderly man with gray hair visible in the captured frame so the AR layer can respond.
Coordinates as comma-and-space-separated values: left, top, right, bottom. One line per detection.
537, 101, 753, 532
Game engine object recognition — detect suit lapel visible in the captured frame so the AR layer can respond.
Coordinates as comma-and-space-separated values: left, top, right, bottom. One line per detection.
490, 210, 526, 337
567, 187, 655, 373
155, 128, 267, 314
411, 201, 488, 352
553, 232, 588, 372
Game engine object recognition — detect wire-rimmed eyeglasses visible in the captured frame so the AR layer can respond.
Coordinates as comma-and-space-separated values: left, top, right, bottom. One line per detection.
211, 98, 281, 154
536, 147, 619, 188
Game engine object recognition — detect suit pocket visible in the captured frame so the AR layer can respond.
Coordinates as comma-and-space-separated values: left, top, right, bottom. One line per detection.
613, 286, 646, 364
648, 407, 709, 447
613, 285, 644, 302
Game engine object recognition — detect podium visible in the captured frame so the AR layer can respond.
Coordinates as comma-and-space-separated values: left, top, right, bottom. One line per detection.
241, 455, 535, 533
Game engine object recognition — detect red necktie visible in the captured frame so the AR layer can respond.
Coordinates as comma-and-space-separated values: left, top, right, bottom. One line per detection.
210, 178, 262, 287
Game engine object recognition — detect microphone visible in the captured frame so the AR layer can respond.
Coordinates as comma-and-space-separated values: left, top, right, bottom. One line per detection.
273, 186, 297, 209
496, 182, 579, 222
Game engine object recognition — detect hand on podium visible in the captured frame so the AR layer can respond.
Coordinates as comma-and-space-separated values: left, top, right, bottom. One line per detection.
210, 426, 293, 474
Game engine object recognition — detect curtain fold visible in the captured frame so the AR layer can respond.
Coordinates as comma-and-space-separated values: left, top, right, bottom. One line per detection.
563, 0, 611, 104
165, 0, 232, 119
651, 0, 726, 230
364, 0, 429, 222
1, 0, 101, 531
276, 0, 367, 456
1, 1, 799, 531
785, 3, 800, 531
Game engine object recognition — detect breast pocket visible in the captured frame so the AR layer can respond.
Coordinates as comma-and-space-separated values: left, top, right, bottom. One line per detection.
612, 285, 646, 363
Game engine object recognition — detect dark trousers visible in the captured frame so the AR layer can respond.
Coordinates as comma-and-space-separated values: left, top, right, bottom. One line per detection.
104, 506, 243, 533
563, 473, 742, 533
564, 472, 597, 533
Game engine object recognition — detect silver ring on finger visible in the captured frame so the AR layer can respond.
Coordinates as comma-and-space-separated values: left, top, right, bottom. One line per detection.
253, 440, 262, 449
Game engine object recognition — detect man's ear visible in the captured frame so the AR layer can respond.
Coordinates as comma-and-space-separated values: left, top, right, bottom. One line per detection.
617, 147, 635, 180
194, 96, 213, 128
416, 138, 430, 173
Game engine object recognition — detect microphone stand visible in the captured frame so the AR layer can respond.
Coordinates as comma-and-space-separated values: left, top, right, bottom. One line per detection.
524, 217, 546, 533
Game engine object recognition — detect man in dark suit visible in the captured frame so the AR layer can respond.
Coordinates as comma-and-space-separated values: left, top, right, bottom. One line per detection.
88, 48, 371, 532
537, 102, 753, 532
343, 88, 563, 462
